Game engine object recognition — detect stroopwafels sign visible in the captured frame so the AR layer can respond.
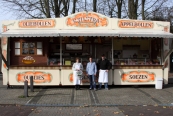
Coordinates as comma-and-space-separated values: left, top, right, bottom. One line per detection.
118, 20, 154, 28
66, 12, 108, 27
19, 19, 55, 28
17, 71, 52, 83
122, 71, 155, 82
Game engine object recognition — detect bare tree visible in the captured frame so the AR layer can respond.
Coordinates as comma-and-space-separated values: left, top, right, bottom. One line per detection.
1, 0, 66, 18
93, 0, 97, 12
141, 0, 146, 20
115, 0, 123, 18
72, 0, 77, 13
62, 0, 70, 16
128, 0, 138, 19
0, 0, 172, 20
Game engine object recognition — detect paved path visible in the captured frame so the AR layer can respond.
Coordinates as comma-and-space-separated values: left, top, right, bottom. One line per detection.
1, 79, 173, 115
0, 105, 173, 116
1, 80, 173, 106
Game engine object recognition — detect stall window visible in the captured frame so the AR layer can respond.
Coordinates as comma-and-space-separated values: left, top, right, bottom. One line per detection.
15, 42, 43, 55
36, 42, 43, 55
15, 42, 20, 55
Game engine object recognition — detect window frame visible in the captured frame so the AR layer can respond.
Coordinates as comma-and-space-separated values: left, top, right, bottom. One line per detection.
14, 41, 43, 56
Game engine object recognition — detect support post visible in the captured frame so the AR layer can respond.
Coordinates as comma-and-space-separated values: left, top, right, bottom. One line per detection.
59, 36, 62, 86
30, 76, 34, 92
112, 37, 114, 85
24, 80, 28, 97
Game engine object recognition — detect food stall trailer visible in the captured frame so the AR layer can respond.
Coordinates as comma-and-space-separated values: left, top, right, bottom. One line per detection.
1, 12, 173, 86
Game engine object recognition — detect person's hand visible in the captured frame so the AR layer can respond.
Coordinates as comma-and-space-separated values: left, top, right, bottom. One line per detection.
106, 70, 108, 72
94, 74, 96, 76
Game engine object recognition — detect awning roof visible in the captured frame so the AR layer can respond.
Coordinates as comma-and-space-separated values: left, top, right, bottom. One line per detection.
1, 29, 59, 37
58, 30, 118, 37
1, 29, 118, 37
117, 30, 173, 38
1, 29, 173, 38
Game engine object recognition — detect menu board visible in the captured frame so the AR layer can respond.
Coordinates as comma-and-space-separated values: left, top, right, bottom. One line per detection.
66, 44, 82, 50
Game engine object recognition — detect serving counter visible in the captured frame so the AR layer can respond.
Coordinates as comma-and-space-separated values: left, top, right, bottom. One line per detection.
112, 65, 168, 85
61, 66, 112, 85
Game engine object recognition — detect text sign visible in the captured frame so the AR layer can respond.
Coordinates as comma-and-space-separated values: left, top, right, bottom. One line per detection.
19, 20, 55, 28
66, 12, 108, 27
118, 20, 154, 28
17, 71, 52, 83
122, 71, 155, 82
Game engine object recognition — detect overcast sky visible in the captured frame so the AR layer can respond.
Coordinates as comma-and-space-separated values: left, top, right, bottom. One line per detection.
0, 8, 15, 32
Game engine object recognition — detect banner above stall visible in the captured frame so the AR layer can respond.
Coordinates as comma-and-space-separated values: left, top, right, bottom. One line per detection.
65, 12, 109, 28
1, 11, 173, 38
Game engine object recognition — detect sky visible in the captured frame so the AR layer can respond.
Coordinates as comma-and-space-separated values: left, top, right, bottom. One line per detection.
0, 8, 15, 32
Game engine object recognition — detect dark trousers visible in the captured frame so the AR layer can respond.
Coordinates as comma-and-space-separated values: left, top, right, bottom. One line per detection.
99, 83, 108, 89
89, 75, 96, 89
75, 85, 80, 90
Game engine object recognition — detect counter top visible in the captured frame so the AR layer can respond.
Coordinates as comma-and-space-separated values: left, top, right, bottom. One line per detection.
113, 65, 163, 69
10, 65, 163, 69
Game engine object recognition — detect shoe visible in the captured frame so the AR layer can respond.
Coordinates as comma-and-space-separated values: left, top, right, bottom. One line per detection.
75, 85, 77, 90
94, 88, 97, 91
89, 88, 92, 90
105, 88, 109, 90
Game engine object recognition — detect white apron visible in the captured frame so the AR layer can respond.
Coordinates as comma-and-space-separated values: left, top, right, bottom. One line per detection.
98, 70, 108, 83
73, 64, 81, 85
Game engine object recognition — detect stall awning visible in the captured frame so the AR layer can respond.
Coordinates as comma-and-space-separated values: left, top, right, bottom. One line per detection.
1, 29, 59, 37
117, 30, 173, 38
58, 30, 118, 37
1, 29, 173, 38
1, 29, 119, 37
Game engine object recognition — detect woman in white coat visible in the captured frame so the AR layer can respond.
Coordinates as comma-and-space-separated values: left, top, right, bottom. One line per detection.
72, 57, 83, 90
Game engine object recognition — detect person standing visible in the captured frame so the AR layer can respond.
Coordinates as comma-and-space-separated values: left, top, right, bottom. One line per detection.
86, 56, 97, 91
97, 54, 112, 90
72, 57, 83, 90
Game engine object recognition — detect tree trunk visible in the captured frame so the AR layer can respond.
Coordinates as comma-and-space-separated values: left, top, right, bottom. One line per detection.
142, 0, 145, 20
44, 0, 51, 18
128, 0, 138, 19
72, 0, 77, 13
116, 0, 123, 18
54, 0, 63, 17
93, 0, 97, 12
133, 0, 138, 19
62, 0, 70, 16
128, 0, 132, 19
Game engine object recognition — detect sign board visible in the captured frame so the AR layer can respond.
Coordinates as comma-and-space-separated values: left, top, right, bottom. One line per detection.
19, 20, 55, 28
118, 20, 154, 28
66, 12, 108, 27
121, 71, 155, 82
17, 71, 52, 83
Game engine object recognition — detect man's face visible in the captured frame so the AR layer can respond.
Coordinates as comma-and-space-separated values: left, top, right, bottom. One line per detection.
101, 56, 105, 60
89, 58, 92, 62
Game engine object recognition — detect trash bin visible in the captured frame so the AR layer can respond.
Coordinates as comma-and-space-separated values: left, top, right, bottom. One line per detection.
155, 78, 163, 89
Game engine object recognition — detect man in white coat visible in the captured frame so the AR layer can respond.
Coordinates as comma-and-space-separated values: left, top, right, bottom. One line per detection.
97, 54, 112, 90
72, 57, 83, 90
